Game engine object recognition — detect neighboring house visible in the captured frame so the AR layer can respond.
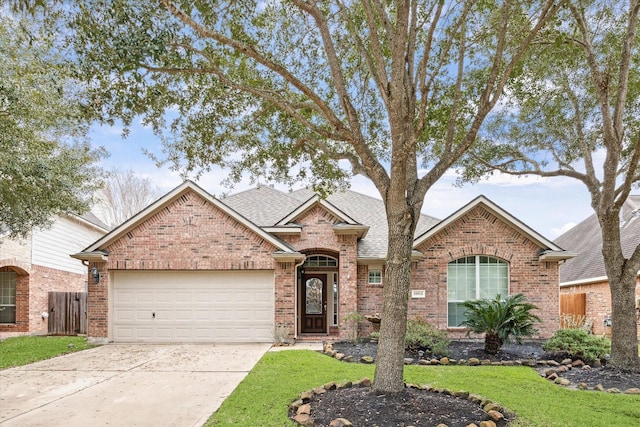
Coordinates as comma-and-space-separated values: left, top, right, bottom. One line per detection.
555, 196, 640, 336
0, 213, 109, 337
73, 180, 575, 344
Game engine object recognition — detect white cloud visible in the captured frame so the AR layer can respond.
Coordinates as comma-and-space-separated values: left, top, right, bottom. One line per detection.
550, 222, 577, 239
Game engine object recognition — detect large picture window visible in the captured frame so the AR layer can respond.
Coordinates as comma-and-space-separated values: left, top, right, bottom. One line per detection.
0, 272, 16, 324
447, 256, 509, 327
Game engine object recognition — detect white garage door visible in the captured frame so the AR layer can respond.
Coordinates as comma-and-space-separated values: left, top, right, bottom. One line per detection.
112, 270, 274, 343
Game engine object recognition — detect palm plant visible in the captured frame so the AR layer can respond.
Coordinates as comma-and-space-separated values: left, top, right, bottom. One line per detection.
459, 293, 541, 354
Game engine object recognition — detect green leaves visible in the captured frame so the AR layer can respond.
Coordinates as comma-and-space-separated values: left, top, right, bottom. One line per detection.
459, 293, 541, 354
0, 14, 105, 237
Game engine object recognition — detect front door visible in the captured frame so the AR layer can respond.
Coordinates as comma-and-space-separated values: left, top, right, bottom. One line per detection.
301, 274, 327, 333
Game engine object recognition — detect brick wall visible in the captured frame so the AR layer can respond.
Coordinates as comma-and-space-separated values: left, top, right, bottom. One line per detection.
281, 206, 358, 340
87, 262, 108, 339
87, 190, 280, 341
0, 262, 85, 335
408, 205, 560, 338
561, 278, 640, 337
105, 191, 277, 271
357, 264, 384, 336
28, 265, 86, 334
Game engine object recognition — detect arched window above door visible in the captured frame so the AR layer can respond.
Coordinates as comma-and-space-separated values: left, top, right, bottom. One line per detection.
303, 255, 338, 268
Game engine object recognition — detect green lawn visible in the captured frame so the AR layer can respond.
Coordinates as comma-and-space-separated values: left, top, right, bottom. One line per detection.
0, 335, 94, 369
207, 350, 640, 427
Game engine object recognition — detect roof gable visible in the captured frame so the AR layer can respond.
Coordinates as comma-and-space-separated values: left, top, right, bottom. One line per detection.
79, 180, 296, 254
414, 196, 571, 258
276, 194, 360, 226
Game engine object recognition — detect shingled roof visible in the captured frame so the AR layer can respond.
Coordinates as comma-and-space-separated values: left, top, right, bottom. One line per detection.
555, 195, 640, 284
223, 186, 440, 259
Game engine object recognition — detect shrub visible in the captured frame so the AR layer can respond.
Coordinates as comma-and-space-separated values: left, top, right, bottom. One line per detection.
404, 318, 450, 357
341, 312, 366, 344
460, 293, 540, 354
543, 328, 611, 363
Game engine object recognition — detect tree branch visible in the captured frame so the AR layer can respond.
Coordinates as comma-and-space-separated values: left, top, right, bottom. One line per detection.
292, 0, 390, 191
612, 0, 639, 142
159, 0, 348, 136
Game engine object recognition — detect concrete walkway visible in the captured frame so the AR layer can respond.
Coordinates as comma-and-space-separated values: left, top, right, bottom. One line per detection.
0, 343, 271, 427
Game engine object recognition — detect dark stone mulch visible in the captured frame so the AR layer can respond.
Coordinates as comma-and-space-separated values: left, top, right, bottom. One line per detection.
307, 386, 509, 427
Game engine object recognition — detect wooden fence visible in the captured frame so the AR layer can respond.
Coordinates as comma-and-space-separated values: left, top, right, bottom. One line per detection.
48, 292, 87, 335
560, 293, 586, 328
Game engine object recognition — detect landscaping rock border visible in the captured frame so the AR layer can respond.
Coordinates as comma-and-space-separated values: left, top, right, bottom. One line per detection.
289, 377, 509, 427
321, 343, 640, 395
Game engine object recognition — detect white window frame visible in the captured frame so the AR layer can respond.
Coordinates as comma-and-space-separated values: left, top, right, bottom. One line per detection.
368, 268, 383, 285
332, 272, 339, 325
446, 255, 509, 328
0, 272, 17, 324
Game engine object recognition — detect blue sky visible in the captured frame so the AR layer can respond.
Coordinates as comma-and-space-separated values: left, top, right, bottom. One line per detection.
90, 121, 595, 240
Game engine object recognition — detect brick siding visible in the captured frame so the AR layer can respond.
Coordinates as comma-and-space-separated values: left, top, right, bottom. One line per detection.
281, 206, 358, 340
0, 261, 85, 335
358, 205, 561, 339
86, 193, 565, 343
88, 190, 279, 340
560, 278, 640, 337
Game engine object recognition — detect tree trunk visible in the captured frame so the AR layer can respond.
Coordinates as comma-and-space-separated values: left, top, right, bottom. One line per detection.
484, 333, 502, 355
607, 268, 640, 370
373, 203, 418, 393
600, 212, 640, 370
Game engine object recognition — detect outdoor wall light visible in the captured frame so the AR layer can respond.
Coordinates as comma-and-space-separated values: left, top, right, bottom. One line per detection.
91, 266, 101, 283
41, 312, 49, 320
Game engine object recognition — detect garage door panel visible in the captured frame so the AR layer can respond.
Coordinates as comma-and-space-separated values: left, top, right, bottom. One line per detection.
112, 271, 274, 343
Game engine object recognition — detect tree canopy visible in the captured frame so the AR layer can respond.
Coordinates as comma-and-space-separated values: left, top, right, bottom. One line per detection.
462, 0, 640, 368
0, 14, 105, 238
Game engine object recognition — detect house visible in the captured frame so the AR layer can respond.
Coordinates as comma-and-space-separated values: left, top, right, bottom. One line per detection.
72, 180, 575, 344
555, 196, 640, 336
0, 213, 109, 337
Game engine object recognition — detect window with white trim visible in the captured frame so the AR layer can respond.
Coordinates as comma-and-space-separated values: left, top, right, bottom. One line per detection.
304, 255, 338, 267
368, 269, 382, 285
447, 256, 509, 327
0, 272, 16, 324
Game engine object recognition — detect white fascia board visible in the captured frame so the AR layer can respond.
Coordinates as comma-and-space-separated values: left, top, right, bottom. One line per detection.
333, 224, 369, 239
538, 250, 579, 261
560, 276, 609, 287
560, 271, 640, 287
357, 257, 386, 266
70, 251, 109, 262
263, 226, 302, 234
272, 252, 306, 262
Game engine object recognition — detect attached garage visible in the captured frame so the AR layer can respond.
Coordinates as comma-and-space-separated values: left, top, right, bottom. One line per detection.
111, 270, 274, 343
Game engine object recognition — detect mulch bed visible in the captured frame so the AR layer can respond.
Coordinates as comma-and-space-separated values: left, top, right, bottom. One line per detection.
298, 340, 640, 427
307, 386, 508, 427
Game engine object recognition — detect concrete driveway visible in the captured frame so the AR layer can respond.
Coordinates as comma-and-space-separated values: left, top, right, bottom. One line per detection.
0, 343, 271, 426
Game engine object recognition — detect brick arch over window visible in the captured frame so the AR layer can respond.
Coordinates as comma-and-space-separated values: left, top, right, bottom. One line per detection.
446, 245, 514, 262
446, 255, 510, 327
300, 248, 340, 259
